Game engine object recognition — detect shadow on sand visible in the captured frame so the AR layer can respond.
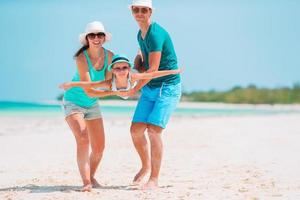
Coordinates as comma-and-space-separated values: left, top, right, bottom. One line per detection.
0, 184, 141, 193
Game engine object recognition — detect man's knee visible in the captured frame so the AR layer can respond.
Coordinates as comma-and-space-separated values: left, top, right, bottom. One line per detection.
130, 123, 147, 138
147, 124, 163, 135
147, 125, 163, 144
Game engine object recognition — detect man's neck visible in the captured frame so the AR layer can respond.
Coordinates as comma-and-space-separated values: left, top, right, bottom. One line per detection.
139, 19, 152, 37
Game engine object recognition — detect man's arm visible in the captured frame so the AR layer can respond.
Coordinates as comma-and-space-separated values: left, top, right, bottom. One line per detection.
131, 68, 181, 81
131, 51, 162, 93
134, 50, 146, 73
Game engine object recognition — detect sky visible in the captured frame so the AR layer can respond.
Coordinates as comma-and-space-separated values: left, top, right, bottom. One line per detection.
0, 0, 299, 102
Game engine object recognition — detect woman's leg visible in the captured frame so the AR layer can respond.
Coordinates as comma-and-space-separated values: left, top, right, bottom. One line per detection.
85, 118, 105, 188
65, 113, 92, 191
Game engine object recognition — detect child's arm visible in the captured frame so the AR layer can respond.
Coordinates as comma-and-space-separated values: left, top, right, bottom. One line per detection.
59, 80, 111, 90
131, 68, 182, 81
85, 89, 120, 98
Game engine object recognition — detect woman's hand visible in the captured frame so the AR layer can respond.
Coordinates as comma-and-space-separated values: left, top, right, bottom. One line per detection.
59, 82, 73, 90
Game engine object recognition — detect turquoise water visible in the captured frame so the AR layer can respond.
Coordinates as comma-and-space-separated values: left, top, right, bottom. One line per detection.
0, 101, 299, 117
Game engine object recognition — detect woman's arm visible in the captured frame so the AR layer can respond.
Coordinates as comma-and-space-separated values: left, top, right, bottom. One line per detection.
105, 50, 114, 80
59, 80, 111, 90
131, 68, 181, 81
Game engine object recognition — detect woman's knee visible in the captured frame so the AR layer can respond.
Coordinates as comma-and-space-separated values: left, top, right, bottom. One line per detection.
76, 130, 89, 148
91, 143, 105, 156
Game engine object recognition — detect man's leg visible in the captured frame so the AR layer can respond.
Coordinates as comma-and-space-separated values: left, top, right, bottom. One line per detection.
130, 122, 150, 184
142, 83, 181, 189
142, 124, 163, 189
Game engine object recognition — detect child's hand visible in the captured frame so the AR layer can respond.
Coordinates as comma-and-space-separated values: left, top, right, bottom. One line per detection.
117, 90, 130, 97
118, 89, 137, 97
59, 82, 72, 90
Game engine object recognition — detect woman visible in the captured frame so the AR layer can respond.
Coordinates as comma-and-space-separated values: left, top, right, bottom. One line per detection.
60, 54, 181, 99
62, 21, 115, 192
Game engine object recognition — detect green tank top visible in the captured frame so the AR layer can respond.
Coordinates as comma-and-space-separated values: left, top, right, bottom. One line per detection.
64, 48, 109, 107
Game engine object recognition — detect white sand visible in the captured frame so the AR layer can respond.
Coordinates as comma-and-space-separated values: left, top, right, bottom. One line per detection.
0, 104, 300, 200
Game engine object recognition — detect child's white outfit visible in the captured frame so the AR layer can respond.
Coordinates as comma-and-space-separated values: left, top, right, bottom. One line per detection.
111, 72, 138, 99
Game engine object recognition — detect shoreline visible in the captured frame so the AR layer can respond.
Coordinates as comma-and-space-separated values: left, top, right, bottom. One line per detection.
2, 100, 300, 110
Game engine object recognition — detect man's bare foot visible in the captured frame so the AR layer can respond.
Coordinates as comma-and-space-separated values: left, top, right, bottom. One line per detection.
141, 178, 158, 190
81, 183, 92, 192
132, 168, 150, 185
91, 177, 102, 188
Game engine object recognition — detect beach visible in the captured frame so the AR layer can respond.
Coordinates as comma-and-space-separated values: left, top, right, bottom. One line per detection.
0, 102, 300, 200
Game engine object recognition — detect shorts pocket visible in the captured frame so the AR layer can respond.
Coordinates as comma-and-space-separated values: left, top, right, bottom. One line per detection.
161, 84, 182, 98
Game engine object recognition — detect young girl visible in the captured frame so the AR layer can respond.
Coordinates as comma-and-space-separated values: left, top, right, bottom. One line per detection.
60, 54, 181, 98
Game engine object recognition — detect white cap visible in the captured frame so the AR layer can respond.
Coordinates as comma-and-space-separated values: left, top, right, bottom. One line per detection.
128, 0, 153, 9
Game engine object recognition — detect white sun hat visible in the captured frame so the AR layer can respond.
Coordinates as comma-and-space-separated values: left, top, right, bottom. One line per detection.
79, 21, 112, 45
128, 0, 154, 9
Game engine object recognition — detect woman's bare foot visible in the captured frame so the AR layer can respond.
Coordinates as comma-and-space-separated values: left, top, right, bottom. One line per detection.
81, 183, 92, 192
132, 168, 150, 185
91, 177, 102, 188
141, 178, 158, 190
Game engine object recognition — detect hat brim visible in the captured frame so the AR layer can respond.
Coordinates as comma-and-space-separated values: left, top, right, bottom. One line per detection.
128, 4, 154, 10
79, 32, 112, 45
108, 60, 133, 71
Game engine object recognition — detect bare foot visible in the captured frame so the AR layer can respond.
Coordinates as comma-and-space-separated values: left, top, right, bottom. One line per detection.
132, 168, 150, 185
81, 183, 92, 192
91, 177, 102, 188
141, 178, 158, 190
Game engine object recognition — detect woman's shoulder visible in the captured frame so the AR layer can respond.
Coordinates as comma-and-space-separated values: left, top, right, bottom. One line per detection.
75, 52, 88, 67
105, 49, 114, 62
76, 51, 86, 61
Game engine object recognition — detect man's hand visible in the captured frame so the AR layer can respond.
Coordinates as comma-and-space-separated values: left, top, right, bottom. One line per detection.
173, 67, 184, 74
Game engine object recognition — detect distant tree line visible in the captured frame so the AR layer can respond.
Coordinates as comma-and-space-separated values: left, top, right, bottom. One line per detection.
182, 83, 300, 104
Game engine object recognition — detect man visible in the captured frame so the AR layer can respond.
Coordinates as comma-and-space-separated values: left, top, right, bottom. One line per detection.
124, 0, 182, 189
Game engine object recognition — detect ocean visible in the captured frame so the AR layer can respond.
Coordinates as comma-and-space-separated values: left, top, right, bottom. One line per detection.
0, 101, 299, 117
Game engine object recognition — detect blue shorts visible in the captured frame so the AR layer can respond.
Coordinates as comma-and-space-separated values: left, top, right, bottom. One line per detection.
62, 100, 102, 120
132, 83, 181, 129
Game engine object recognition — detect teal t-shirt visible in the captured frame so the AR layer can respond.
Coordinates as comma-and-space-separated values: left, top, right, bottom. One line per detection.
137, 22, 181, 87
64, 48, 108, 107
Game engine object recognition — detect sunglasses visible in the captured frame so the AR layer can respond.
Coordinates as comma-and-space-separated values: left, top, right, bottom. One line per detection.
112, 66, 130, 72
132, 7, 149, 14
87, 32, 105, 39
